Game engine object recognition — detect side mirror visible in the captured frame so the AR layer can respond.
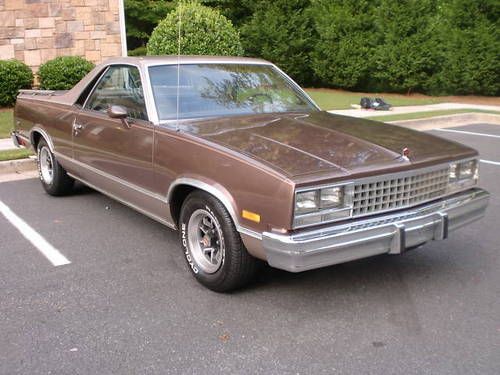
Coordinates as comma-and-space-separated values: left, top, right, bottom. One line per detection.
107, 105, 128, 119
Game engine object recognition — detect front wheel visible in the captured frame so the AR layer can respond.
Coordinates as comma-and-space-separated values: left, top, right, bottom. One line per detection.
37, 138, 74, 196
179, 191, 258, 292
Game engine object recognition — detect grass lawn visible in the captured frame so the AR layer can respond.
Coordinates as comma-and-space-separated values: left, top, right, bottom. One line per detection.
0, 109, 13, 138
305, 89, 444, 110
0, 148, 33, 161
367, 109, 500, 122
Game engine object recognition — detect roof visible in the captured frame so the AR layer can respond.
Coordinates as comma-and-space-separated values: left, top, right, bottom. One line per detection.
101, 55, 271, 67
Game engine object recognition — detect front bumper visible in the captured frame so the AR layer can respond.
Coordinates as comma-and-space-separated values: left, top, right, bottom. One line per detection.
11, 131, 21, 148
262, 188, 489, 272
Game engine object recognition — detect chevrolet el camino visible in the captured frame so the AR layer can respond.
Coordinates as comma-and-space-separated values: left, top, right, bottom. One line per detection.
12, 56, 489, 292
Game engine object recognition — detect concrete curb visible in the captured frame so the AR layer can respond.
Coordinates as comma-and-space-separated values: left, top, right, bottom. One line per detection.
389, 113, 500, 131
0, 157, 37, 175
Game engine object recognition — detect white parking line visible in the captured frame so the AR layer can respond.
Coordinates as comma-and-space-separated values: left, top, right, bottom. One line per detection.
435, 128, 500, 139
480, 159, 500, 166
0, 200, 71, 267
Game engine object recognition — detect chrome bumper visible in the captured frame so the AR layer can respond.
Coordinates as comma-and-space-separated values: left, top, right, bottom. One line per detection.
11, 131, 20, 148
262, 188, 489, 272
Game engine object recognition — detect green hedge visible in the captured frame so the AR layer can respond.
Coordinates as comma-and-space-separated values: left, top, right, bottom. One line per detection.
38, 56, 94, 90
128, 46, 147, 56
307, 0, 499, 95
126, 0, 499, 95
0, 59, 33, 107
240, 0, 315, 85
147, 2, 243, 56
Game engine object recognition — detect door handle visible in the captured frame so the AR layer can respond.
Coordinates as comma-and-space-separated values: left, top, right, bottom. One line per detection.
73, 122, 84, 136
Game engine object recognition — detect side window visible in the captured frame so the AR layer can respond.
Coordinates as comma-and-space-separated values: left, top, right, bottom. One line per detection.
85, 65, 148, 120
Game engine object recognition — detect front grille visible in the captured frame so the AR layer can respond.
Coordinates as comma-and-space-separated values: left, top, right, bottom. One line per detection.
352, 167, 449, 216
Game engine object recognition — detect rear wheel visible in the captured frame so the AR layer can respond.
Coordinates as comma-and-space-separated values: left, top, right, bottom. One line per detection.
36, 138, 74, 196
179, 191, 258, 292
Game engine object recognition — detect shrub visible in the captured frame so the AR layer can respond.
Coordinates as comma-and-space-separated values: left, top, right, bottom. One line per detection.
309, 0, 376, 90
430, 0, 500, 95
0, 59, 33, 107
147, 2, 243, 56
370, 0, 442, 94
240, 0, 315, 85
38, 56, 94, 90
128, 46, 147, 56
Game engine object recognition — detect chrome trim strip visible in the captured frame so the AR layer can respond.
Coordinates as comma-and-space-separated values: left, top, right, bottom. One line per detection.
238, 226, 263, 240
271, 64, 321, 111
55, 155, 262, 239
17, 133, 30, 143
167, 177, 239, 225
54, 152, 166, 203
81, 65, 110, 110
10, 132, 20, 148
167, 177, 263, 239
30, 127, 54, 152
67, 172, 176, 229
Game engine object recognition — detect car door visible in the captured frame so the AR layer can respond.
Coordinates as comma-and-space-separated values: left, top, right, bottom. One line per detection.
73, 64, 155, 191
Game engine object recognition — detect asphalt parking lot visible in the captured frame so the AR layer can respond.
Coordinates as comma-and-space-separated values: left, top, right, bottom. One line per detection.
1, 123, 499, 374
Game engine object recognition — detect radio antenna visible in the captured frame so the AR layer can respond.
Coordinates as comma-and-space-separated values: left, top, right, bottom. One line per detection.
175, 4, 182, 132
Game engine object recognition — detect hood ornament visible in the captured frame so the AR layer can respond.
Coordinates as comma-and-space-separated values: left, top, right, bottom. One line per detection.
401, 147, 410, 161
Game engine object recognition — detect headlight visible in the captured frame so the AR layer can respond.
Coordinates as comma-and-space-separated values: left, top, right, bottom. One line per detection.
449, 159, 478, 182
449, 163, 458, 182
295, 190, 318, 214
459, 160, 476, 179
320, 187, 344, 208
294, 184, 352, 228
448, 159, 479, 193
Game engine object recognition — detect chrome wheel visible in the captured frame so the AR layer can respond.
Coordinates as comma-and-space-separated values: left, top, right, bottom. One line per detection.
187, 208, 225, 274
39, 146, 54, 185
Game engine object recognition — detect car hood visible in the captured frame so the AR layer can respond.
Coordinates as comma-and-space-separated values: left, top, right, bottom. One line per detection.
183, 111, 477, 180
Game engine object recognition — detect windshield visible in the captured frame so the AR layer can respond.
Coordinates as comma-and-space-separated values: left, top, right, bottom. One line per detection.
148, 63, 317, 121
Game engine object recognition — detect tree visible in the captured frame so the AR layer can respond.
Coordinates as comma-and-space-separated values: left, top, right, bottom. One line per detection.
431, 0, 500, 95
147, 2, 243, 56
309, 0, 376, 90
371, 0, 441, 94
241, 0, 316, 85
125, 0, 175, 50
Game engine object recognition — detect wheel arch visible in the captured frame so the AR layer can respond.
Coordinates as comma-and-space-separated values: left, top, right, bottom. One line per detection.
167, 177, 240, 229
30, 127, 54, 152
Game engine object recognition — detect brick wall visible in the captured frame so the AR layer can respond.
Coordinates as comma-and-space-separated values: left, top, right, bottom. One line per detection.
0, 0, 123, 72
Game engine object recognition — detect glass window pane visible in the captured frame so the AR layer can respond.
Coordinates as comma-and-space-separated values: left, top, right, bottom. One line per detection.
148, 64, 316, 121
85, 65, 148, 120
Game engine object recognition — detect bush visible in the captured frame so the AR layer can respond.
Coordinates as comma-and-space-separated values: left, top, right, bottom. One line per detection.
370, 0, 442, 94
128, 46, 147, 56
38, 56, 94, 90
147, 2, 243, 56
240, 0, 315, 85
430, 0, 500, 95
309, 0, 376, 90
0, 59, 33, 107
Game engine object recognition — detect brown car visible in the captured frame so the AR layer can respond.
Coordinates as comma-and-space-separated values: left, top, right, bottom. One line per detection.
12, 56, 489, 291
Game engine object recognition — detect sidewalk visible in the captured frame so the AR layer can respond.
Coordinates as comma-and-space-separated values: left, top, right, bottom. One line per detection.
0, 138, 15, 151
328, 102, 500, 118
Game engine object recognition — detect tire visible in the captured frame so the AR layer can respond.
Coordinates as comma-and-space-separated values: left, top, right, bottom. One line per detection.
179, 190, 258, 292
36, 138, 74, 196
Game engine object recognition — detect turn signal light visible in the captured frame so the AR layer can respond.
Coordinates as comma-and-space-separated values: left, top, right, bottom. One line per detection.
242, 210, 261, 223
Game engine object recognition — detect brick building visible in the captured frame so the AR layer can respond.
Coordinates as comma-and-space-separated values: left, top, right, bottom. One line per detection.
0, 0, 126, 72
